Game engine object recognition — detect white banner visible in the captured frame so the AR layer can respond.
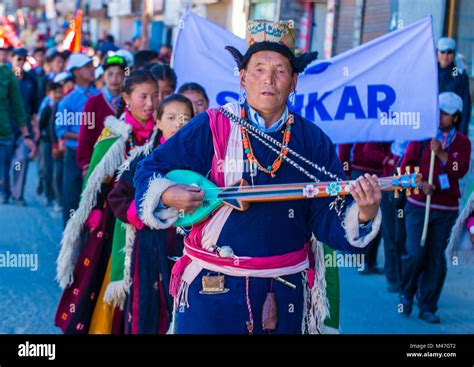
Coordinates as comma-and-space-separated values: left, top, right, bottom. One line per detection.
173, 12, 438, 143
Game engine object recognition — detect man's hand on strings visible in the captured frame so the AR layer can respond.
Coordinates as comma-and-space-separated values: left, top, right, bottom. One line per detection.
350, 173, 382, 223
162, 184, 204, 213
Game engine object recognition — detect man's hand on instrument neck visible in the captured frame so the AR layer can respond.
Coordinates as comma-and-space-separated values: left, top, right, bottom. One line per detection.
161, 184, 204, 214
349, 173, 382, 223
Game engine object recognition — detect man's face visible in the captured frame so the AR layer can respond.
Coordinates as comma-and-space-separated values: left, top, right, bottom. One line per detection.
12, 55, 26, 73
51, 55, 65, 74
439, 111, 455, 131
437, 49, 454, 68
74, 62, 95, 83
240, 51, 297, 115
34, 51, 45, 67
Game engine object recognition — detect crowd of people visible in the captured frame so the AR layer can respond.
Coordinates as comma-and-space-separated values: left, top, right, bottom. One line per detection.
0, 19, 472, 334
337, 37, 473, 325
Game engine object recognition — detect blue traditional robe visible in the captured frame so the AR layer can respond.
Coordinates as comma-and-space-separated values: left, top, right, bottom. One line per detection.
133, 104, 381, 334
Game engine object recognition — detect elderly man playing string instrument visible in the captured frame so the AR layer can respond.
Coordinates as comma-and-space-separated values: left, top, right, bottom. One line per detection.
134, 20, 384, 334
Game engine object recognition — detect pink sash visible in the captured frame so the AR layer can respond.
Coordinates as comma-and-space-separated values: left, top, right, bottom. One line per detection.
169, 106, 313, 300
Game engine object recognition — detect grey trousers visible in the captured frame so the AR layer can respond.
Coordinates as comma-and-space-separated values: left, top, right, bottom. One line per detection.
9, 136, 30, 200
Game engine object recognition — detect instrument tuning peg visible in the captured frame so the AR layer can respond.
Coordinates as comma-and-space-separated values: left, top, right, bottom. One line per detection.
396, 167, 402, 176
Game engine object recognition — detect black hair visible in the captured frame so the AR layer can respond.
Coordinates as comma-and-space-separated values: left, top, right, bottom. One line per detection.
116, 69, 158, 118
33, 47, 46, 55
453, 111, 462, 124
177, 82, 209, 103
142, 62, 159, 71
45, 80, 62, 92
106, 34, 115, 43
156, 94, 194, 120
62, 50, 72, 60
134, 50, 159, 69
150, 64, 177, 91
226, 42, 318, 75
46, 50, 67, 63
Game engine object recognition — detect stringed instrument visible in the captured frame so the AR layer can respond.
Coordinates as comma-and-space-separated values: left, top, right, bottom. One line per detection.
165, 167, 422, 227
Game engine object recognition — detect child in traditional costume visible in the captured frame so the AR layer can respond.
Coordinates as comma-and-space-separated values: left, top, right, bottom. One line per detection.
54, 70, 160, 334
76, 55, 127, 177
107, 94, 194, 334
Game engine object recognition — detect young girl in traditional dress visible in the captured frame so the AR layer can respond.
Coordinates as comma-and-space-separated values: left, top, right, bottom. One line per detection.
54, 70, 160, 334
447, 182, 474, 264
107, 94, 194, 334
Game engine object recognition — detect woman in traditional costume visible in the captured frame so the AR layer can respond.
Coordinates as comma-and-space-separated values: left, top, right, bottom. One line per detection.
107, 94, 194, 334
447, 181, 474, 265
54, 70, 160, 334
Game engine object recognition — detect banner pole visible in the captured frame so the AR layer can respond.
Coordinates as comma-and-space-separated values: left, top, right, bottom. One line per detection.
420, 149, 436, 247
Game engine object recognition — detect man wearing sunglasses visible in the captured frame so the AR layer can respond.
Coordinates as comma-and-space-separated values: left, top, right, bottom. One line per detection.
437, 37, 471, 135
0, 47, 36, 204
9, 48, 41, 206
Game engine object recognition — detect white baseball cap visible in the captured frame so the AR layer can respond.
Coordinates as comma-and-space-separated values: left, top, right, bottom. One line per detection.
439, 92, 463, 115
53, 72, 73, 83
66, 53, 93, 72
437, 37, 456, 52
114, 49, 134, 67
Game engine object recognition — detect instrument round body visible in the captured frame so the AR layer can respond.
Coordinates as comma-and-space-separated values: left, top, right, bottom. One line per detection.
165, 170, 223, 227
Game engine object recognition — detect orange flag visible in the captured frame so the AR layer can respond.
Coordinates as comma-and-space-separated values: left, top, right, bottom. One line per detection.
62, 9, 82, 52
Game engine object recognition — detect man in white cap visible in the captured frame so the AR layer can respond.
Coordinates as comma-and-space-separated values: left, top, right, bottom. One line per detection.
55, 53, 99, 226
437, 37, 471, 135
399, 91, 471, 324
53, 72, 75, 95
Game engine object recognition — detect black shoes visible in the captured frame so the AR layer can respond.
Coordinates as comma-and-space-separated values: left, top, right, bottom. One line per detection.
399, 295, 441, 323
13, 198, 27, 206
360, 266, 384, 275
387, 282, 400, 293
399, 296, 413, 316
419, 311, 440, 324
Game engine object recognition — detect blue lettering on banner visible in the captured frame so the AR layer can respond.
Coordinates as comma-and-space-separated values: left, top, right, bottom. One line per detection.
216, 91, 239, 106
367, 84, 396, 118
303, 91, 333, 121
334, 86, 366, 120
216, 84, 396, 122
